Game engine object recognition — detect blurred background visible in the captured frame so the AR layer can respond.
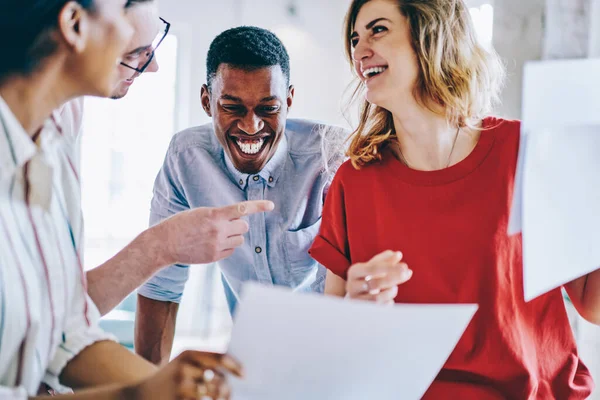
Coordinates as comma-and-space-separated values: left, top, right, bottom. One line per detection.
79, 0, 600, 397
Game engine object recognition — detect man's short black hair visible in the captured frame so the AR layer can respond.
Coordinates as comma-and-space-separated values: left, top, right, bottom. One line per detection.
206, 26, 291, 89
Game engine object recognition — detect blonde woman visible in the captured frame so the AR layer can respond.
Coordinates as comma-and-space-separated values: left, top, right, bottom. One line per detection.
310, 0, 599, 398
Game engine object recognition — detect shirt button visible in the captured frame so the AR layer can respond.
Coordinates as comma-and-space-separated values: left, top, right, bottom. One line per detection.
239, 179, 244, 185
268, 177, 274, 183
255, 246, 262, 254
253, 175, 260, 182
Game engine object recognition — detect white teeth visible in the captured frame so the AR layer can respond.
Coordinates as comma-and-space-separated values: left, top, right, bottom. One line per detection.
363, 66, 388, 78
236, 138, 265, 155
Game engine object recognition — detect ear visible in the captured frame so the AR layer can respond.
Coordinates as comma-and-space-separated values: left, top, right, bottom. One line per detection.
287, 85, 295, 109
57, 1, 89, 53
201, 84, 212, 117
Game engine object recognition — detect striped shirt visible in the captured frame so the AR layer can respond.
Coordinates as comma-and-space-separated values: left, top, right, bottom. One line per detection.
0, 97, 114, 398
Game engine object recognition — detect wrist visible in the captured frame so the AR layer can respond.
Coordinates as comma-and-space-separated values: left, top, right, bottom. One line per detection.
138, 225, 173, 273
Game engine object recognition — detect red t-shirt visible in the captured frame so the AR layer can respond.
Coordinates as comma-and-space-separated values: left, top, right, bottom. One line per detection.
309, 117, 593, 399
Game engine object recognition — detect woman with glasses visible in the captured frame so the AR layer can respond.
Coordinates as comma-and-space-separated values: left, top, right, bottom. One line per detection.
0, 1, 240, 399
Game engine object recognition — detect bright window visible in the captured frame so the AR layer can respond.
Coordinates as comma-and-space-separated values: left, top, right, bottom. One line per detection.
81, 35, 179, 269
470, 4, 494, 49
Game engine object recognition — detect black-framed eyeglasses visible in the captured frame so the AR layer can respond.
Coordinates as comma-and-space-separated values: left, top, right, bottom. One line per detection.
120, 17, 170, 77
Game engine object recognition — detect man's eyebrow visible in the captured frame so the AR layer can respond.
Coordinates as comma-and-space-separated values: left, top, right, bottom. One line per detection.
260, 96, 279, 102
220, 94, 243, 102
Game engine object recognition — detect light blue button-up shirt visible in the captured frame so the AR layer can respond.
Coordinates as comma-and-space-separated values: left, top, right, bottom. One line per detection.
138, 119, 344, 313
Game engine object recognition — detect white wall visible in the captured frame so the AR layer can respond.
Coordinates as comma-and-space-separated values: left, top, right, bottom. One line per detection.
159, 0, 354, 130
492, 0, 544, 119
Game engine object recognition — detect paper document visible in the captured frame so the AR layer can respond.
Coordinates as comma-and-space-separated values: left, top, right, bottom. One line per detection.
508, 132, 527, 235
514, 59, 600, 301
521, 128, 600, 300
228, 283, 477, 400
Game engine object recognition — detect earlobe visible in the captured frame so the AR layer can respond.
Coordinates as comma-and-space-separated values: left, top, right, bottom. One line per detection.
58, 2, 87, 53
200, 85, 212, 117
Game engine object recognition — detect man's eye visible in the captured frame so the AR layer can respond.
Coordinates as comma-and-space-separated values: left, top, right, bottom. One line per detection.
222, 105, 243, 112
260, 106, 280, 114
125, 53, 141, 61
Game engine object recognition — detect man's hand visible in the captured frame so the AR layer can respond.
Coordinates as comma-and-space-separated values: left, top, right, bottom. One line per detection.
86, 200, 274, 316
154, 200, 274, 266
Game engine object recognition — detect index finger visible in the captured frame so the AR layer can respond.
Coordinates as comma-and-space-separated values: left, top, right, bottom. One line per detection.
215, 200, 275, 220
182, 351, 244, 378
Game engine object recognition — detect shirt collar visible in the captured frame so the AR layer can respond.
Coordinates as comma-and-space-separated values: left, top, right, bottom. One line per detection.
224, 133, 288, 190
0, 96, 37, 181
0, 96, 62, 211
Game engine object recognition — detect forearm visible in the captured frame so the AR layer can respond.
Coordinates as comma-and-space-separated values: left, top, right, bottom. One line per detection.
324, 270, 346, 297
135, 295, 179, 365
565, 268, 600, 325
60, 340, 157, 389
87, 227, 169, 316
30, 385, 134, 400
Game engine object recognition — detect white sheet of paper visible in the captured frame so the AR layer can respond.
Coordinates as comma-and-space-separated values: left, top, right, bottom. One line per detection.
519, 59, 600, 301
508, 132, 527, 235
228, 283, 477, 400
521, 58, 600, 132
522, 128, 600, 301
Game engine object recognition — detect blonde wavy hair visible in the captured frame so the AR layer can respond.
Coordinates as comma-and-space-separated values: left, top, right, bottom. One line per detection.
345, 0, 506, 168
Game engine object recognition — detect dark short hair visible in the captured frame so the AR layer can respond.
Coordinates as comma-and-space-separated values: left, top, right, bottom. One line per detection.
206, 26, 291, 89
0, 0, 95, 83
125, 0, 155, 8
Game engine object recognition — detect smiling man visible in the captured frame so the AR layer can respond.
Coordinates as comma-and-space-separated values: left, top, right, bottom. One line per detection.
135, 26, 346, 365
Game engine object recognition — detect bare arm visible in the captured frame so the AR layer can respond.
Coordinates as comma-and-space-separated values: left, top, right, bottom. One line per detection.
21, 342, 153, 399
36, 344, 242, 400
60, 340, 157, 389
325, 270, 346, 297
135, 295, 179, 365
564, 269, 600, 325
87, 229, 167, 316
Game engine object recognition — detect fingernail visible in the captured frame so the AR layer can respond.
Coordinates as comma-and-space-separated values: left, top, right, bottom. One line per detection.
266, 201, 275, 210
402, 269, 413, 280
223, 355, 244, 377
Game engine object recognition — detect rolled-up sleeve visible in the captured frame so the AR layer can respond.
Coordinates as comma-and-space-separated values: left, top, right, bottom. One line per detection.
309, 171, 352, 280
45, 282, 116, 388
138, 263, 190, 303
138, 143, 191, 303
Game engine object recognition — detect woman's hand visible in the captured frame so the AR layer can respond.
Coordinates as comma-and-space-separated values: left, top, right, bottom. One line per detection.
346, 250, 412, 304
129, 350, 243, 400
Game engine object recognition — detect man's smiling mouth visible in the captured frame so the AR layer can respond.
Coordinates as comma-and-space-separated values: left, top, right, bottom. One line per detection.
235, 137, 265, 155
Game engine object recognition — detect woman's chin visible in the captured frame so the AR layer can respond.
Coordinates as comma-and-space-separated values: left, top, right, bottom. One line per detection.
366, 92, 389, 110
